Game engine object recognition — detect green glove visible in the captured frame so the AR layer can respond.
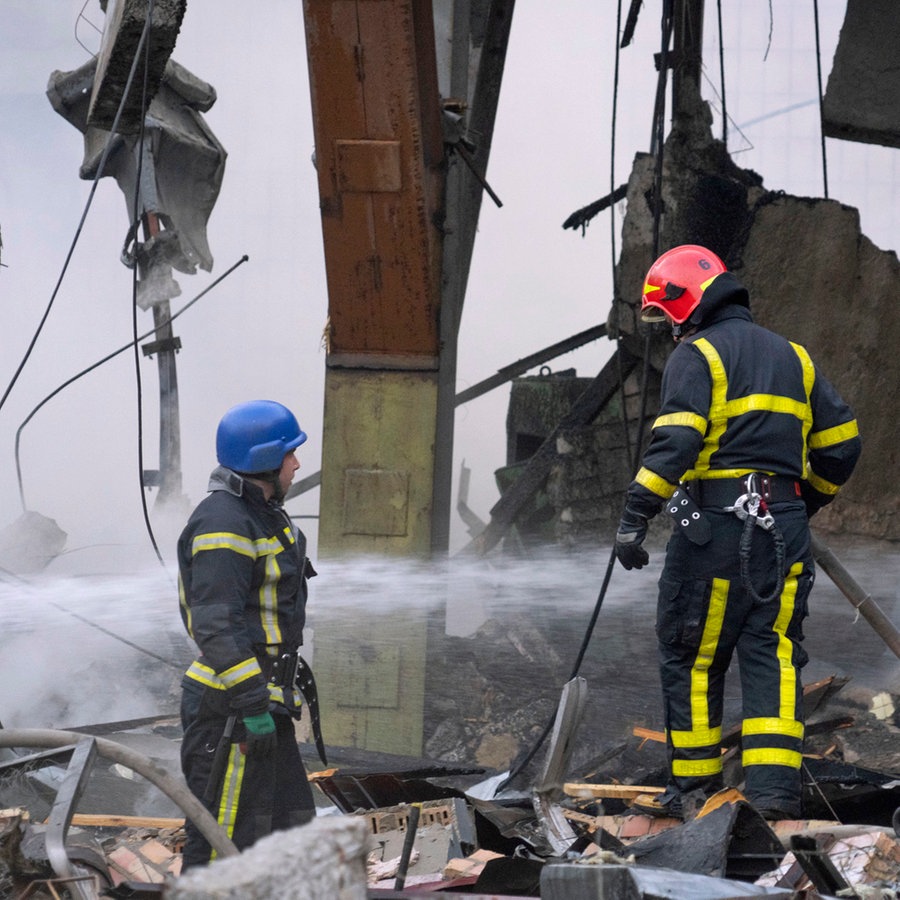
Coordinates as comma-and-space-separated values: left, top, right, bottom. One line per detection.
242, 711, 277, 756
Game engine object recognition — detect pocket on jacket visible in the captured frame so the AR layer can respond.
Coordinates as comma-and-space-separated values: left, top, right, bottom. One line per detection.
656, 576, 712, 649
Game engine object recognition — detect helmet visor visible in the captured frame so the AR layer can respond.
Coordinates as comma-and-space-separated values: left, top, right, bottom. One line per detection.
641, 304, 668, 323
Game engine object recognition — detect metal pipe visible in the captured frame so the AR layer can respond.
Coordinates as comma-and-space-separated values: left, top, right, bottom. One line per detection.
0, 728, 239, 859
810, 533, 900, 661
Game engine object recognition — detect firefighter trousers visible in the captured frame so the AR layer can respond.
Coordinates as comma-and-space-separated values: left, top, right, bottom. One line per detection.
180, 684, 316, 870
656, 504, 814, 816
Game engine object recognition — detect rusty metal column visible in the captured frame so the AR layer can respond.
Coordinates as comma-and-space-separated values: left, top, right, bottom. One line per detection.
303, 0, 445, 755
303, 0, 445, 559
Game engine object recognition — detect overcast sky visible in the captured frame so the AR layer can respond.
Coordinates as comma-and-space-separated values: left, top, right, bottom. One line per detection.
1, 1, 897, 568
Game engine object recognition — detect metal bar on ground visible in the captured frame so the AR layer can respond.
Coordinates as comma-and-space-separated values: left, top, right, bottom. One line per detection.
810, 533, 900, 660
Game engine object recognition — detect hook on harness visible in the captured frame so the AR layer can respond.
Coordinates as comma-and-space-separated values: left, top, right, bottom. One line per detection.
726, 474, 785, 603
724, 474, 775, 531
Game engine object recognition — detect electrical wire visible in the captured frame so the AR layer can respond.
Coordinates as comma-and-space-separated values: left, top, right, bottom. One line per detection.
74, 0, 103, 57
14, 256, 249, 510
716, 0, 727, 148
0, 6, 155, 417
128, 0, 162, 566
812, 0, 830, 199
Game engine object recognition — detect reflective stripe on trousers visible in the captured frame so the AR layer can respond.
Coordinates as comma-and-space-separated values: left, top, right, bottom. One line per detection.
658, 539, 811, 809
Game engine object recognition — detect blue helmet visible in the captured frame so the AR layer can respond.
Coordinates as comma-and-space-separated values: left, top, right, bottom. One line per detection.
216, 400, 307, 474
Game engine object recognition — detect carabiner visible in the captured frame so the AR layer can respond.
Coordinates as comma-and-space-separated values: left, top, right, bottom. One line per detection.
725, 483, 775, 531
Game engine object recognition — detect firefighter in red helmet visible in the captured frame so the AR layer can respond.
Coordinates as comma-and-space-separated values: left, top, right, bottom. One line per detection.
615, 245, 861, 820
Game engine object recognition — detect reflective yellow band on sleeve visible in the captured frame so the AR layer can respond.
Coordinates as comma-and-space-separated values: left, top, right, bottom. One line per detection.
808, 419, 859, 449
742, 748, 802, 769
806, 469, 839, 495
742, 717, 804, 740
672, 757, 723, 777
669, 726, 723, 749
219, 657, 264, 689
192, 532, 257, 558
192, 532, 286, 558
652, 411, 708, 434
635, 467, 678, 499
185, 660, 225, 689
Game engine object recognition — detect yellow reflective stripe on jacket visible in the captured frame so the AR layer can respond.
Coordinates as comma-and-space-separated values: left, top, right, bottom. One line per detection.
184, 660, 298, 707
806, 468, 840, 495
184, 658, 263, 690
191, 531, 286, 559
190, 529, 292, 646
260, 553, 283, 645
635, 466, 678, 499
689, 339, 728, 473
258, 527, 295, 644
178, 574, 193, 637
809, 419, 859, 449
192, 531, 257, 557
653, 411, 708, 434
684, 338, 815, 478
220, 657, 264, 689
185, 660, 225, 689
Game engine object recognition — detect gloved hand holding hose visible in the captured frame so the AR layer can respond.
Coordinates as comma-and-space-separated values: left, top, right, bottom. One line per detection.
615, 508, 650, 570
242, 711, 277, 756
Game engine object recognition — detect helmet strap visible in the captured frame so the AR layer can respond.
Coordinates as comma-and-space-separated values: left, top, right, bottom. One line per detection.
267, 469, 286, 504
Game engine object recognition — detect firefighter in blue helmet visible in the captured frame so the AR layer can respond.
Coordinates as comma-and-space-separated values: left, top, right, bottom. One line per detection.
615, 246, 861, 821
177, 400, 317, 868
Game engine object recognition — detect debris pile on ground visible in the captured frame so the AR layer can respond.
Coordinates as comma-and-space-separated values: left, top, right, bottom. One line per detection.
1, 676, 899, 896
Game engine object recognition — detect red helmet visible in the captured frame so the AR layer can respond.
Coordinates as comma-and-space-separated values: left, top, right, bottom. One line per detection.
641, 245, 727, 325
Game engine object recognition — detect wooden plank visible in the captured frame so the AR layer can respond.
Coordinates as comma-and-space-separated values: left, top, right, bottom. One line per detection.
563, 783, 666, 800
68, 814, 185, 829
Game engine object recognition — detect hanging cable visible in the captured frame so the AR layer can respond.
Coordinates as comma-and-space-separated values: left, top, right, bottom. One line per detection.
716, 0, 727, 148
14, 256, 249, 510
74, 0, 103, 57
126, 0, 166, 567
0, 7, 155, 417
812, 0, 829, 198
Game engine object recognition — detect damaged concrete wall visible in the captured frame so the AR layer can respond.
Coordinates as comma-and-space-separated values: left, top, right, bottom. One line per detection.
531, 87, 900, 542
737, 197, 900, 538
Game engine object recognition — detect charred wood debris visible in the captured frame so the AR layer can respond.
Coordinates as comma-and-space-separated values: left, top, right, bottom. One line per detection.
1, 670, 899, 898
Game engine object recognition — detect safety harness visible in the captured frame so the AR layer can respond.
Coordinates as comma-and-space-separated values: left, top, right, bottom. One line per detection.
724, 474, 786, 604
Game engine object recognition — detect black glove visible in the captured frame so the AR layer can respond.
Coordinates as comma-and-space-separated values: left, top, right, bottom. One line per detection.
615, 508, 649, 570
242, 711, 277, 756
800, 480, 830, 519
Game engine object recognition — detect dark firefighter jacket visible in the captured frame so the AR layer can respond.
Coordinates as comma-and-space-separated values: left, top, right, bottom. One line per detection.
625, 292, 861, 520
177, 465, 314, 718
